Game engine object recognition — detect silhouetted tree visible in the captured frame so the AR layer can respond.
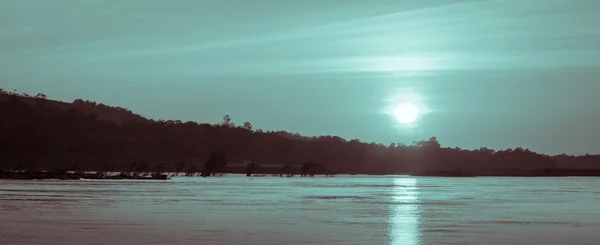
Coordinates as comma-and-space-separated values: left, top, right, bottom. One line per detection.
201, 151, 227, 177
134, 161, 149, 177
222, 114, 233, 127
35, 93, 47, 100
245, 160, 258, 177
280, 164, 294, 177
186, 165, 199, 176
301, 161, 316, 177
243, 121, 252, 131
153, 163, 168, 178
174, 162, 185, 176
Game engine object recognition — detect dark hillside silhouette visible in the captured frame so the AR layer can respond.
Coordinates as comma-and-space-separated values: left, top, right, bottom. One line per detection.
1, 89, 599, 176
0, 89, 148, 125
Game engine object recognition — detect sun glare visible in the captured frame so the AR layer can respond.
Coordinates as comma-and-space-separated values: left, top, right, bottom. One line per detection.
393, 103, 419, 124
369, 55, 437, 72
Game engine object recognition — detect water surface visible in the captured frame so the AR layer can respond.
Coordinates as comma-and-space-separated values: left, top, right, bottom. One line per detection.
1, 175, 600, 245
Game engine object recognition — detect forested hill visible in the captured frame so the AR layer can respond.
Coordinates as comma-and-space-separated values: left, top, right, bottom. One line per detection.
0, 90, 598, 175
0, 89, 148, 125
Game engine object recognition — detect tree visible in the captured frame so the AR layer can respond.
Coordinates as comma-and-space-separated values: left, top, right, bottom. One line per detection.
222, 114, 233, 127
414, 136, 441, 149
153, 163, 168, 177
35, 93, 47, 100
134, 162, 149, 176
301, 161, 316, 177
243, 121, 253, 131
186, 165, 199, 176
201, 151, 227, 177
245, 160, 258, 177
280, 164, 293, 177
174, 162, 185, 176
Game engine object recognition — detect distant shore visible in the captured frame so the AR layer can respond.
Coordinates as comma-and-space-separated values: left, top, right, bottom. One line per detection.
410, 168, 600, 177
0, 170, 169, 180
3, 168, 600, 180
3, 91, 600, 179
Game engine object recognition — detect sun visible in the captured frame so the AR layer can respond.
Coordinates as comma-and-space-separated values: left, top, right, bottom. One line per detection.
393, 103, 420, 124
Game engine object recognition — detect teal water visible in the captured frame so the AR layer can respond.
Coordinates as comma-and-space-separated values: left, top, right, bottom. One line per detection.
1, 175, 600, 245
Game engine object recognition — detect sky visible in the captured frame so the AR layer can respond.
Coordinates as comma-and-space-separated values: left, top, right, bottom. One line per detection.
1, 0, 600, 155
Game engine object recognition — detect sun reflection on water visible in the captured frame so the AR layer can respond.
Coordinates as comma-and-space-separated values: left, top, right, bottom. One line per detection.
389, 177, 421, 245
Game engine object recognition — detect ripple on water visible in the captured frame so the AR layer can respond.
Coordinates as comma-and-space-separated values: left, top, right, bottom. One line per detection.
2, 176, 600, 245
303, 195, 371, 200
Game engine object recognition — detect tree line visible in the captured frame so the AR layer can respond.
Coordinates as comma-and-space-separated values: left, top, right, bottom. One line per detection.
0, 90, 598, 175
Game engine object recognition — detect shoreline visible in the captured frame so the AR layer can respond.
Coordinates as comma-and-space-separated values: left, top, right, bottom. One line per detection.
410, 168, 600, 177
0, 170, 169, 180
3, 169, 600, 180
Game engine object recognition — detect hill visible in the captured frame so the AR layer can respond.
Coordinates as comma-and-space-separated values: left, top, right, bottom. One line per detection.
0, 89, 598, 175
0, 89, 148, 125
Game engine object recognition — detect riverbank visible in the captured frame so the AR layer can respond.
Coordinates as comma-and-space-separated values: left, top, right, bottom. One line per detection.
411, 168, 600, 177
0, 170, 169, 180
4, 168, 600, 180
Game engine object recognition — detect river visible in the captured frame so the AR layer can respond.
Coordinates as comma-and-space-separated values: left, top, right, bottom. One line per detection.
1, 175, 600, 245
